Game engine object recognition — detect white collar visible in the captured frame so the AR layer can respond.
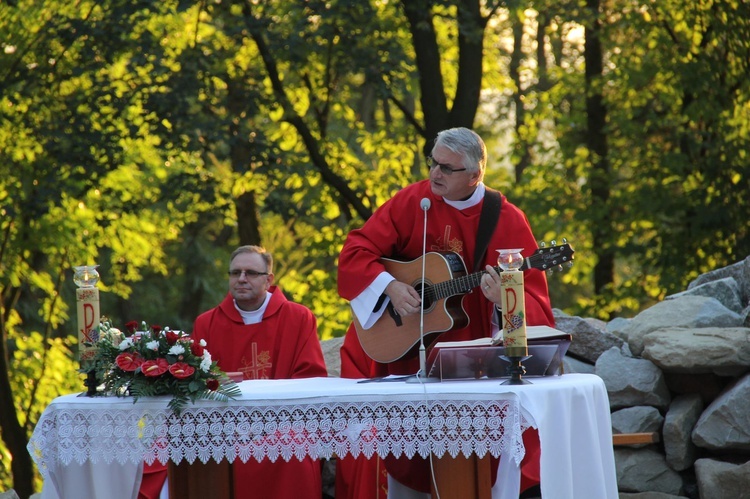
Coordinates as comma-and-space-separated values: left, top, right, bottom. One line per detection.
234, 291, 272, 325
443, 182, 485, 210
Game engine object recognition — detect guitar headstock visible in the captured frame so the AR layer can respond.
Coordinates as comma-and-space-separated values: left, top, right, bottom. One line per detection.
523, 239, 575, 272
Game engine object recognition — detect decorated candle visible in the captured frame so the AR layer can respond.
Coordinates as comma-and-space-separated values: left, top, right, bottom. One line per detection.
74, 265, 100, 368
497, 249, 528, 357
500, 269, 528, 356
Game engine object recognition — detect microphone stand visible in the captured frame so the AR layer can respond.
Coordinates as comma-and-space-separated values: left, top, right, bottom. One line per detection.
407, 198, 439, 383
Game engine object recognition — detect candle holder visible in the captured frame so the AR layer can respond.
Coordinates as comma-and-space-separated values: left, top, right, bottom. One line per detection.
500, 354, 533, 385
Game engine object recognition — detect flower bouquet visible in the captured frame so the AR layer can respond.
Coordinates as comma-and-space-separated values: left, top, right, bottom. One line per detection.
84, 319, 241, 415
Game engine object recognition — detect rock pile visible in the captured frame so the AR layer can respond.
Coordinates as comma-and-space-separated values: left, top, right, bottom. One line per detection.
320, 256, 750, 498
558, 256, 750, 499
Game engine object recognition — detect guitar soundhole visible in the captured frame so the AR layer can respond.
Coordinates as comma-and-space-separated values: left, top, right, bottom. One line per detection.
414, 282, 435, 311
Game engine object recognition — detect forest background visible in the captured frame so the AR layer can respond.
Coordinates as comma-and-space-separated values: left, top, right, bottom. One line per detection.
1, 0, 748, 497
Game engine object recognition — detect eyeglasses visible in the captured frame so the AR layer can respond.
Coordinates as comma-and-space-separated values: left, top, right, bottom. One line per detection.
426, 156, 468, 175
228, 269, 269, 278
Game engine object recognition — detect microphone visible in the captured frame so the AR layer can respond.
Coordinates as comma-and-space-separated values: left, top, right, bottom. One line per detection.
420, 198, 431, 211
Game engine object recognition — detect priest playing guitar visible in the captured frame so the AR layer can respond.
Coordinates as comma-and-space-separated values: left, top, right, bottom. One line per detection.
336, 127, 567, 499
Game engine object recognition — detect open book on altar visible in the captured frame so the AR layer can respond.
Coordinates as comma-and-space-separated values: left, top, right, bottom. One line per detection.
426, 326, 572, 380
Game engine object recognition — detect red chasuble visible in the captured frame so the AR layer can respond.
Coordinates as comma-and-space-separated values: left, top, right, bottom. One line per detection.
191, 286, 328, 499
336, 180, 552, 496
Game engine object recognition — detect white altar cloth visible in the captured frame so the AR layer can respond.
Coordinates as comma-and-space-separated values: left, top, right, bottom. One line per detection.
28, 373, 617, 499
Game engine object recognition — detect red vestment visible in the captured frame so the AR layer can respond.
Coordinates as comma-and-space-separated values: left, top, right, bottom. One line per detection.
141, 286, 328, 499
336, 181, 553, 496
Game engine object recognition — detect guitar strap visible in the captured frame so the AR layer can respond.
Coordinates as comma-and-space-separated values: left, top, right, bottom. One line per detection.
472, 187, 503, 272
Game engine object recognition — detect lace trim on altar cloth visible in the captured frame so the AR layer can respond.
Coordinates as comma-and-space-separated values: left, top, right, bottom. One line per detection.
28, 398, 532, 478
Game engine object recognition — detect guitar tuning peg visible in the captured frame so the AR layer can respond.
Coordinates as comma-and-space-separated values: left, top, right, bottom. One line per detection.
550, 240, 557, 246
557, 265, 563, 272
540, 241, 546, 248
546, 268, 554, 276
566, 261, 574, 268
562, 237, 568, 244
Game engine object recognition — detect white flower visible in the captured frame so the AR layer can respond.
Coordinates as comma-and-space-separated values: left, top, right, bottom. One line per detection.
146, 340, 159, 351
199, 339, 207, 347
169, 344, 185, 356
200, 357, 211, 372
119, 338, 134, 351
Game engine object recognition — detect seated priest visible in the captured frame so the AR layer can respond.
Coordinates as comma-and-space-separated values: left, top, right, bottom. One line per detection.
139, 244, 328, 499
335, 127, 554, 498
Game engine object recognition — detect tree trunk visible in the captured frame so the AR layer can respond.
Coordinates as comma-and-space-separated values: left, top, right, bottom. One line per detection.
0, 294, 34, 499
401, 0, 487, 154
585, 0, 615, 304
510, 10, 530, 184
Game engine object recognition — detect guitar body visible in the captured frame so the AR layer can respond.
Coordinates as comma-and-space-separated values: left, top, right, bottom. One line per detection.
354, 252, 471, 364
351, 242, 574, 364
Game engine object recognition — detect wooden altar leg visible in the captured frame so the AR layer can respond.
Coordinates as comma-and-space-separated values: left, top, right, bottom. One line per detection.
431, 454, 492, 499
168, 460, 234, 499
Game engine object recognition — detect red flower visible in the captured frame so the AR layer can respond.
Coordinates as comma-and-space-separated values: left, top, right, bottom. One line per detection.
166, 330, 180, 345
190, 341, 204, 357
141, 358, 169, 377
115, 352, 144, 371
151, 325, 162, 334
206, 378, 219, 391
125, 321, 139, 334
168, 362, 195, 379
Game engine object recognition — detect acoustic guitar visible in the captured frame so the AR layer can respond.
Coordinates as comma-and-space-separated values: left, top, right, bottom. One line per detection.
353, 242, 574, 363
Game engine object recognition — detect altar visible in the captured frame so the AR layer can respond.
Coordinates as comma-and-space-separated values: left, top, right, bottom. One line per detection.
28, 373, 617, 499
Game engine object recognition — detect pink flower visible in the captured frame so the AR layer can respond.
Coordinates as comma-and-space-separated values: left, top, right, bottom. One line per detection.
141, 358, 169, 377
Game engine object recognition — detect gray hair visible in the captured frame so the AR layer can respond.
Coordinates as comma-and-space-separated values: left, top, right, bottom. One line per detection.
432, 127, 487, 179
229, 245, 273, 273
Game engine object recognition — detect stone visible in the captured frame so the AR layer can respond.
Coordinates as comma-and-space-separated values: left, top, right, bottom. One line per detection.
596, 347, 671, 411
668, 277, 743, 314
562, 355, 595, 374
663, 394, 703, 471
621, 295, 743, 357
694, 458, 750, 499
553, 310, 626, 363
614, 448, 683, 495
320, 336, 345, 378
618, 493, 689, 499
692, 373, 750, 452
688, 255, 750, 306
611, 406, 663, 449
642, 327, 750, 377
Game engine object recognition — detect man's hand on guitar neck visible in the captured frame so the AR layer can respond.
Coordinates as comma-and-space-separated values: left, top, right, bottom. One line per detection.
481, 264, 502, 309
385, 280, 423, 316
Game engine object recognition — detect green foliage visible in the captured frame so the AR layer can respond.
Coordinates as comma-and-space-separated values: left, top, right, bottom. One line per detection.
1, 0, 750, 494
4, 331, 81, 491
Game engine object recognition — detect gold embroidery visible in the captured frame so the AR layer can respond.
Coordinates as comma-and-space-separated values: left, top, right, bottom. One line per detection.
238, 343, 272, 379
431, 225, 463, 254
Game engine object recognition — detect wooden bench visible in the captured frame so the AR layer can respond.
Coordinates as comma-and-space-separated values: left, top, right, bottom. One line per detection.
612, 432, 660, 446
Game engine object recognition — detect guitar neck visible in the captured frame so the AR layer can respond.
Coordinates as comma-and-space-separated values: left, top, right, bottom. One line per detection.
429, 255, 538, 301
430, 265, 502, 300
